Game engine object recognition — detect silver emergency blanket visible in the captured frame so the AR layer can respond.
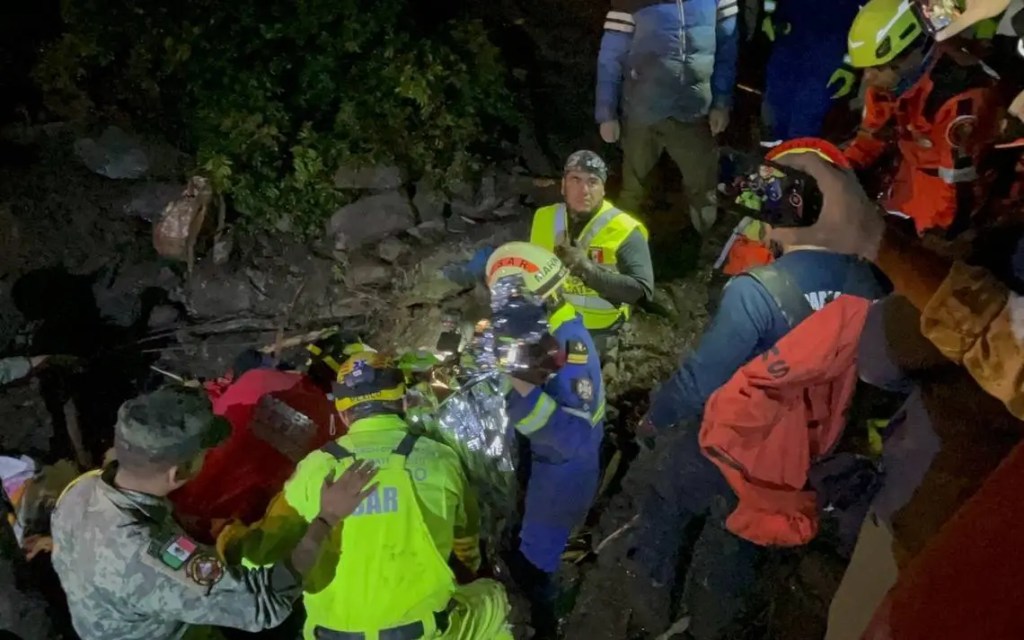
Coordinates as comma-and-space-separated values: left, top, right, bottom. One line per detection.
474, 275, 549, 375
410, 372, 517, 542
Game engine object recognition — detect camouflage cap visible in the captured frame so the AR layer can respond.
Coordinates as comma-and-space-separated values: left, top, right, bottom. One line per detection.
564, 150, 608, 183
114, 386, 230, 465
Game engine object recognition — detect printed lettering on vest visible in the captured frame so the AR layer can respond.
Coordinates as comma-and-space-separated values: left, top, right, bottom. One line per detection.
805, 291, 841, 311
351, 486, 400, 516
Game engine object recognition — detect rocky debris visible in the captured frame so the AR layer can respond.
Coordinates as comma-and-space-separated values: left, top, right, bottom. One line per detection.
412, 180, 446, 224
122, 182, 182, 222
333, 164, 405, 191
378, 236, 410, 263
92, 262, 180, 328
407, 220, 447, 245
329, 191, 416, 250
183, 261, 258, 319
74, 126, 150, 179
213, 233, 234, 265
345, 256, 394, 288
147, 304, 181, 330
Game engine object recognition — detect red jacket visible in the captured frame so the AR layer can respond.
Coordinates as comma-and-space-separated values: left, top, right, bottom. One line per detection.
862, 440, 1024, 640
171, 369, 341, 542
844, 50, 1001, 233
699, 295, 871, 547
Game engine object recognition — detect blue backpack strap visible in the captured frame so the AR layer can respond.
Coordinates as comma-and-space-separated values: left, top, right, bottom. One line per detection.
744, 264, 814, 329
320, 440, 354, 461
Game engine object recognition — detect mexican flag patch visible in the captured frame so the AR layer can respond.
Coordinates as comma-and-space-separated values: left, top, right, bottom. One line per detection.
161, 535, 198, 570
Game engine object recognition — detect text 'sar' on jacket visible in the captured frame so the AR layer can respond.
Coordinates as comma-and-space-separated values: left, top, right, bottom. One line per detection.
596, 0, 741, 125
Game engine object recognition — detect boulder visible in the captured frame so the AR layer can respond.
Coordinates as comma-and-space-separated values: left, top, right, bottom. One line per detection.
407, 220, 447, 245
378, 236, 410, 263
328, 191, 416, 250
185, 262, 256, 318
92, 261, 179, 328
333, 165, 404, 190
413, 181, 446, 223
122, 182, 182, 222
450, 171, 527, 220
74, 126, 149, 179
345, 256, 393, 288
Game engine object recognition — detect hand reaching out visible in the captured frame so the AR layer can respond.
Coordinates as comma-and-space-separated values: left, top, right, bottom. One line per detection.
934, 0, 1015, 41
319, 460, 379, 526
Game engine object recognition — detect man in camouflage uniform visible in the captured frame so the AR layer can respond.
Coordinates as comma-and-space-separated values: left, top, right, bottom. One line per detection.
50, 386, 377, 640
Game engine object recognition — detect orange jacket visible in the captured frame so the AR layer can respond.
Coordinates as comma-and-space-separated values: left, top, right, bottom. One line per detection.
699, 295, 872, 547
844, 51, 1001, 233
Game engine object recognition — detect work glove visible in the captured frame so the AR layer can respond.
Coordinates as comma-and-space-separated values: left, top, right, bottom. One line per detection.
599, 120, 621, 144
554, 244, 593, 277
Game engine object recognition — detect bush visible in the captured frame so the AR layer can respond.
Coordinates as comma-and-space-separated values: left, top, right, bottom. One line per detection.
35, 0, 521, 234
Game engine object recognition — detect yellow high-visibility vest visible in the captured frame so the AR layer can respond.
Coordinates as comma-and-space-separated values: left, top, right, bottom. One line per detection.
529, 200, 648, 332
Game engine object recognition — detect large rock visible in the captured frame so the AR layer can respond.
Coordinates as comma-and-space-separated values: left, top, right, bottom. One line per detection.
345, 256, 393, 288
92, 262, 179, 328
413, 181, 446, 223
333, 165, 404, 190
184, 262, 257, 318
450, 171, 529, 220
328, 191, 416, 250
122, 182, 182, 222
378, 236, 410, 263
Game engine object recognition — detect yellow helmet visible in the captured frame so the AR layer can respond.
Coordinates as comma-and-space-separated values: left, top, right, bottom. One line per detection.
848, 0, 924, 68
485, 241, 569, 300
332, 347, 406, 413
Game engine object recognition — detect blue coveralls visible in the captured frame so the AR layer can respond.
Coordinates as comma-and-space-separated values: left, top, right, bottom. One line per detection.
761, 0, 861, 143
506, 303, 606, 574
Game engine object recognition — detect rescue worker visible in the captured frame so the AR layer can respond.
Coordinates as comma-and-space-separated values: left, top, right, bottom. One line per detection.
843, 0, 1003, 234
170, 335, 356, 542
597, 0, 740, 234
219, 347, 514, 640
49, 385, 377, 640
530, 150, 654, 356
484, 242, 605, 638
760, 0, 862, 145
625, 141, 888, 639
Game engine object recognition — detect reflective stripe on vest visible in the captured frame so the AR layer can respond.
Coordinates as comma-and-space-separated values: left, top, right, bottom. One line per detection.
530, 201, 647, 332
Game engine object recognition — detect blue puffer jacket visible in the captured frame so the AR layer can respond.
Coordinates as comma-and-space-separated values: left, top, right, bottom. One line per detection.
596, 0, 740, 126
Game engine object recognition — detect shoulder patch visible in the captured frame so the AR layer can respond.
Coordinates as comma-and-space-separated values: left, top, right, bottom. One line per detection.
946, 115, 977, 149
186, 553, 225, 587
567, 340, 589, 364
573, 377, 595, 404
157, 534, 198, 570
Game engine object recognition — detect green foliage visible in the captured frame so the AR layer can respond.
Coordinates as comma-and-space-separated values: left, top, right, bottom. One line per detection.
36, 0, 521, 234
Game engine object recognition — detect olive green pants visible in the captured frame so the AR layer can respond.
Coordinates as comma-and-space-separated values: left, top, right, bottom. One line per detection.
618, 117, 719, 234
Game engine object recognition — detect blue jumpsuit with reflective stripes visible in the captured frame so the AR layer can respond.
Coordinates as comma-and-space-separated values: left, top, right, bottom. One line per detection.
506, 304, 605, 574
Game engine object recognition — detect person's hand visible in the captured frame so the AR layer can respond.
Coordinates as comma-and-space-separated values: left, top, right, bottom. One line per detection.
709, 108, 731, 136
1010, 89, 1024, 123
555, 244, 592, 275
934, 0, 1014, 41
318, 460, 379, 525
768, 151, 886, 260
599, 120, 621, 144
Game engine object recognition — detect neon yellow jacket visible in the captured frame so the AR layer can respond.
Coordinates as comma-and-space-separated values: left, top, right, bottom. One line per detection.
218, 413, 482, 576
530, 200, 649, 331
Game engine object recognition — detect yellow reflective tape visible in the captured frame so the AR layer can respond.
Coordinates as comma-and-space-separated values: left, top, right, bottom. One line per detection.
516, 393, 558, 435
591, 399, 607, 426
567, 354, 588, 364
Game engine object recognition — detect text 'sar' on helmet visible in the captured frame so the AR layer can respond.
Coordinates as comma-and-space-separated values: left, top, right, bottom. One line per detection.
485, 242, 569, 301
848, 0, 925, 68
331, 347, 407, 413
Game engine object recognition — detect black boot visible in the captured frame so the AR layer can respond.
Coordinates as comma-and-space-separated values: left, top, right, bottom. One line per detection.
505, 549, 559, 639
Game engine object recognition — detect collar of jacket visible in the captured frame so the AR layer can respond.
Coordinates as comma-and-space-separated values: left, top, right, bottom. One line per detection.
346, 413, 408, 435
100, 463, 171, 522
548, 302, 578, 333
